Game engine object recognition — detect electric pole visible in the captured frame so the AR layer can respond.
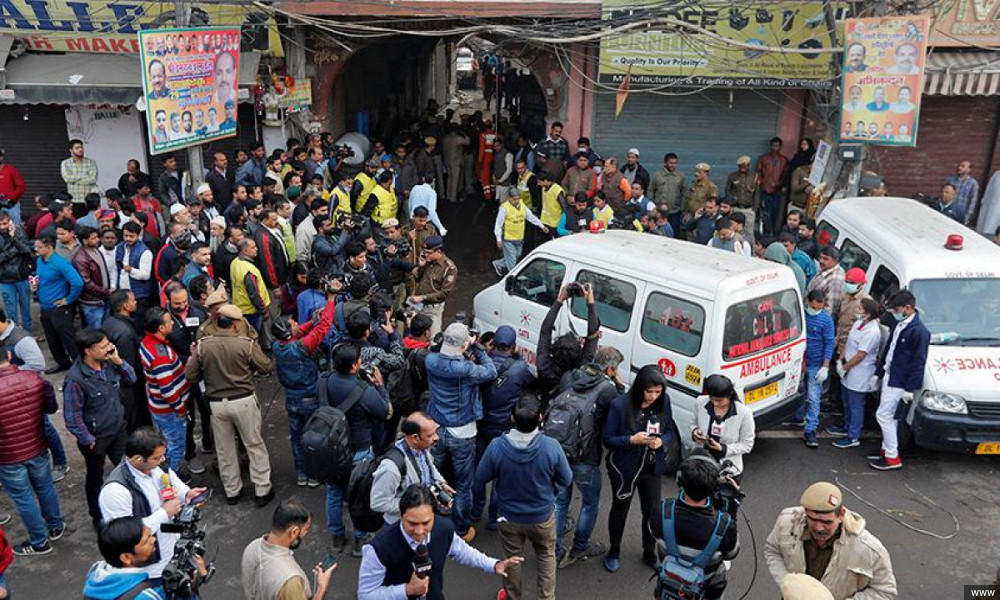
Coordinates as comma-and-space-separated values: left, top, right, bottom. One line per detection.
175, 0, 205, 190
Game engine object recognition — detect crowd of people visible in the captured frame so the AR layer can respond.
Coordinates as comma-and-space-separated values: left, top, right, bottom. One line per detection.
0, 108, 941, 600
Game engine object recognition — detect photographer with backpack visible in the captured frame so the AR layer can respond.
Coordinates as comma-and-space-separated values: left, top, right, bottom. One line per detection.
536, 283, 600, 404
550, 346, 624, 568
602, 365, 677, 573
323, 343, 390, 556
651, 451, 740, 600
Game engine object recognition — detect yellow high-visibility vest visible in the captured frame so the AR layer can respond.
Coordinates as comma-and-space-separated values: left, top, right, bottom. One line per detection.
355, 172, 377, 212
371, 185, 398, 224
540, 183, 565, 228
517, 171, 535, 209
229, 257, 269, 315
500, 200, 527, 241
330, 186, 352, 223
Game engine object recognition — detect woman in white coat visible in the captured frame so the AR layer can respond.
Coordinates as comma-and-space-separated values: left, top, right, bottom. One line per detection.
691, 374, 756, 478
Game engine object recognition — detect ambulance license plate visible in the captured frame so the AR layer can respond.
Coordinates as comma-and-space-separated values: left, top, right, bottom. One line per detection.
975, 442, 1000, 455
745, 382, 779, 405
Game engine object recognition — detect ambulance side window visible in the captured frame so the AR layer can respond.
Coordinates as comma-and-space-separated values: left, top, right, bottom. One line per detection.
816, 221, 839, 248
839, 238, 871, 273
641, 292, 705, 357
510, 258, 565, 306
570, 270, 636, 332
869, 266, 900, 305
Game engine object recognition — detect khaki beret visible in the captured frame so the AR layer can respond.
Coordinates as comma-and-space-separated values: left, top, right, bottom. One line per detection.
781, 574, 834, 600
381, 218, 400, 230
800, 482, 843, 513
737, 155, 751, 165
205, 287, 228, 306
424, 136, 437, 146
695, 162, 711, 172
218, 304, 244, 320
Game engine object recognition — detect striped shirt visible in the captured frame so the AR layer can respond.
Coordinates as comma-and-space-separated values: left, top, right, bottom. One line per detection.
139, 334, 190, 415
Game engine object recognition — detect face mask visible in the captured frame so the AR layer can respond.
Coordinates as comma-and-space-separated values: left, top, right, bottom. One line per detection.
593, 167, 603, 176
289, 534, 302, 550
805, 307, 823, 316
844, 283, 861, 295
892, 310, 907, 322
287, 185, 301, 197
577, 147, 587, 153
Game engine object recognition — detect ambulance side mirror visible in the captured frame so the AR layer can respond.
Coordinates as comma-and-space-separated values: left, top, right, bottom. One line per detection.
504, 276, 515, 294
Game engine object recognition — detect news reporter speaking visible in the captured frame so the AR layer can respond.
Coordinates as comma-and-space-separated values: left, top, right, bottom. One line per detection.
98, 428, 208, 585
690, 374, 756, 478
357, 485, 522, 600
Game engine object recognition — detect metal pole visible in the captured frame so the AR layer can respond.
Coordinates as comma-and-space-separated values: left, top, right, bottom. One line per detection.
175, 0, 205, 191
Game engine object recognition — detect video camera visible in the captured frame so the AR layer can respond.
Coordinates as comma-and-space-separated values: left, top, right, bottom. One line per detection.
330, 144, 356, 160
712, 460, 745, 519
161, 504, 215, 598
336, 212, 359, 231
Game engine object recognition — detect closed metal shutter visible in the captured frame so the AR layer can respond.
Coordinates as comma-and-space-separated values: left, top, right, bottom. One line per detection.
0, 105, 71, 216
870, 95, 1000, 198
591, 90, 785, 190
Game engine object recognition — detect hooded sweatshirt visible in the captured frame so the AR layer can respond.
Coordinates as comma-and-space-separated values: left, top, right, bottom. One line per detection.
560, 363, 620, 465
474, 428, 572, 524
83, 561, 166, 600
764, 242, 806, 295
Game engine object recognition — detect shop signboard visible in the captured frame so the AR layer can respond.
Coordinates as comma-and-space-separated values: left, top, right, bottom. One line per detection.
839, 16, 929, 148
139, 27, 239, 155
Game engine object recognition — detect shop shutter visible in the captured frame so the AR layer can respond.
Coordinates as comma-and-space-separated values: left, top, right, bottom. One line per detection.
870, 95, 1000, 198
0, 105, 70, 217
591, 90, 785, 191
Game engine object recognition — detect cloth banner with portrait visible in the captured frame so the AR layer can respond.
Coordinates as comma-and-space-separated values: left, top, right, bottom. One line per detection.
139, 27, 240, 155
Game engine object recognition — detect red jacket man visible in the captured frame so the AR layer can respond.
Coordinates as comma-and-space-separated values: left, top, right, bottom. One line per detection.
0, 152, 26, 207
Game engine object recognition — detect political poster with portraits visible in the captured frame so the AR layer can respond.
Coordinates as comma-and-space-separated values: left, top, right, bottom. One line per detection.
839, 16, 929, 147
139, 27, 240, 155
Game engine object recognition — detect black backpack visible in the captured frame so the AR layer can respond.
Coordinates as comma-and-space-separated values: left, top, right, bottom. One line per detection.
346, 446, 407, 532
541, 381, 606, 461
301, 374, 367, 484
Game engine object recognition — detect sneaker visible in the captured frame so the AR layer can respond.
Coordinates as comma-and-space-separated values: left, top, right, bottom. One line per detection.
331, 534, 347, 552
48, 525, 65, 542
603, 556, 620, 573
803, 431, 819, 448
187, 457, 206, 475
492, 261, 505, 278
497, 590, 507, 600
0, 513, 10, 526
307, 478, 321, 488
460, 526, 477, 543
580, 541, 608, 557
557, 552, 579, 569
351, 534, 370, 558
51, 464, 69, 483
869, 456, 903, 471
296, 474, 308, 487
783, 418, 806, 428
865, 449, 886, 461
13, 540, 52, 556
824, 426, 848, 437
832, 438, 860, 449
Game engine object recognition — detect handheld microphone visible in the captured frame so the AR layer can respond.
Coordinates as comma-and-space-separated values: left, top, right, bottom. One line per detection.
410, 543, 432, 600
159, 472, 176, 503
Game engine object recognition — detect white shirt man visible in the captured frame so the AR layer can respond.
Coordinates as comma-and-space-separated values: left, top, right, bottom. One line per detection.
409, 182, 448, 236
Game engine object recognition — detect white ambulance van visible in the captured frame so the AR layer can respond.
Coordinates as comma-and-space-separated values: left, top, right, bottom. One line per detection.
816, 197, 1000, 454
473, 230, 806, 439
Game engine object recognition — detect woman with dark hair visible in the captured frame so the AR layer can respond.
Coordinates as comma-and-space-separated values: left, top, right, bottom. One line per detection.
785, 138, 816, 212
602, 364, 675, 573
830, 297, 883, 449
280, 261, 310, 315
692, 374, 755, 478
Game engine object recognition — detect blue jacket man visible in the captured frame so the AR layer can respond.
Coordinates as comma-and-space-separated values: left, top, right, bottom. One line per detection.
799, 289, 835, 446
472, 325, 535, 526
475, 398, 571, 600
871, 290, 930, 470
425, 322, 497, 541
35, 235, 83, 372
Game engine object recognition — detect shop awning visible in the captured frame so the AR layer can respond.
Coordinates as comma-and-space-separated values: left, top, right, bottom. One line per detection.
0, 51, 261, 105
924, 51, 1000, 96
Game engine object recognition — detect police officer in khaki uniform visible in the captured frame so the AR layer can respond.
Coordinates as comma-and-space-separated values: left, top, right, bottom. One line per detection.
686, 163, 720, 216
185, 304, 275, 507
195, 286, 257, 341
764, 482, 897, 600
407, 235, 456, 337
724, 156, 759, 244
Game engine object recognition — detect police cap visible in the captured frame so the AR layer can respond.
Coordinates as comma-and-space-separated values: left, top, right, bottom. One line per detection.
800, 481, 843, 513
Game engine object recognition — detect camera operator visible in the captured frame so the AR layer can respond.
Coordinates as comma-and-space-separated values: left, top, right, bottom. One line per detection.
691, 375, 756, 478
358, 484, 522, 600
310, 217, 349, 277
373, 219, 414, 310
339, 241, 378, 291
536, 283, 600, 403
651, 451, 740, 600
345, 309, 405, 375
84, 516, 208, 600
241, 499, 337, 600
98, 428, 208, 588
425, 323, 498, 543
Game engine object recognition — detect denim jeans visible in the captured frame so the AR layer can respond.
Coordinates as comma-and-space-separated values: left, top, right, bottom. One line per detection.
554, 462, 602, 557
152, 412, 187, 472
0, 453, 65, 548
44, 416, 67, 467
841, 384, 866, 441
762, 191, 783, 233
80, 303, 108, 330
0, 280, 32, 331
246, 313, 262, 332
0, 571, 7, 599
472, 429, 503, 522
432, 428, 475, 534
492, 240, 523, 276
6, 202, 21, 225
286, 396, 320, 476
795, 365, 823, 434
326, 448, 372, 538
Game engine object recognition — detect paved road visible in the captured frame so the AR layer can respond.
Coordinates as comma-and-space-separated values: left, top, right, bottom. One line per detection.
5, 200, 1000, 598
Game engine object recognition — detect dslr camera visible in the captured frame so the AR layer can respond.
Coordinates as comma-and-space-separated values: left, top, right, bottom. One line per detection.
427, 483, 454, 516
358, 361, 377, 382
565, 282, 586, 298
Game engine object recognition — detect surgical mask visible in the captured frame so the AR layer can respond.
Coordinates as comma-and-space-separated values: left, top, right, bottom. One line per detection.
844, 282, 861, 295
287, 185, 300, 197
593, 166, 603, 176
805, 307, 823, 316
578, 146, 587, 153
892, 310, 907, 322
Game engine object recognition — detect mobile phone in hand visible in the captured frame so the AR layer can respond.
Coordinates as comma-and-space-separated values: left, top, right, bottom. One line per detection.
188, 488, 212, 505
321, 554, 339, 570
